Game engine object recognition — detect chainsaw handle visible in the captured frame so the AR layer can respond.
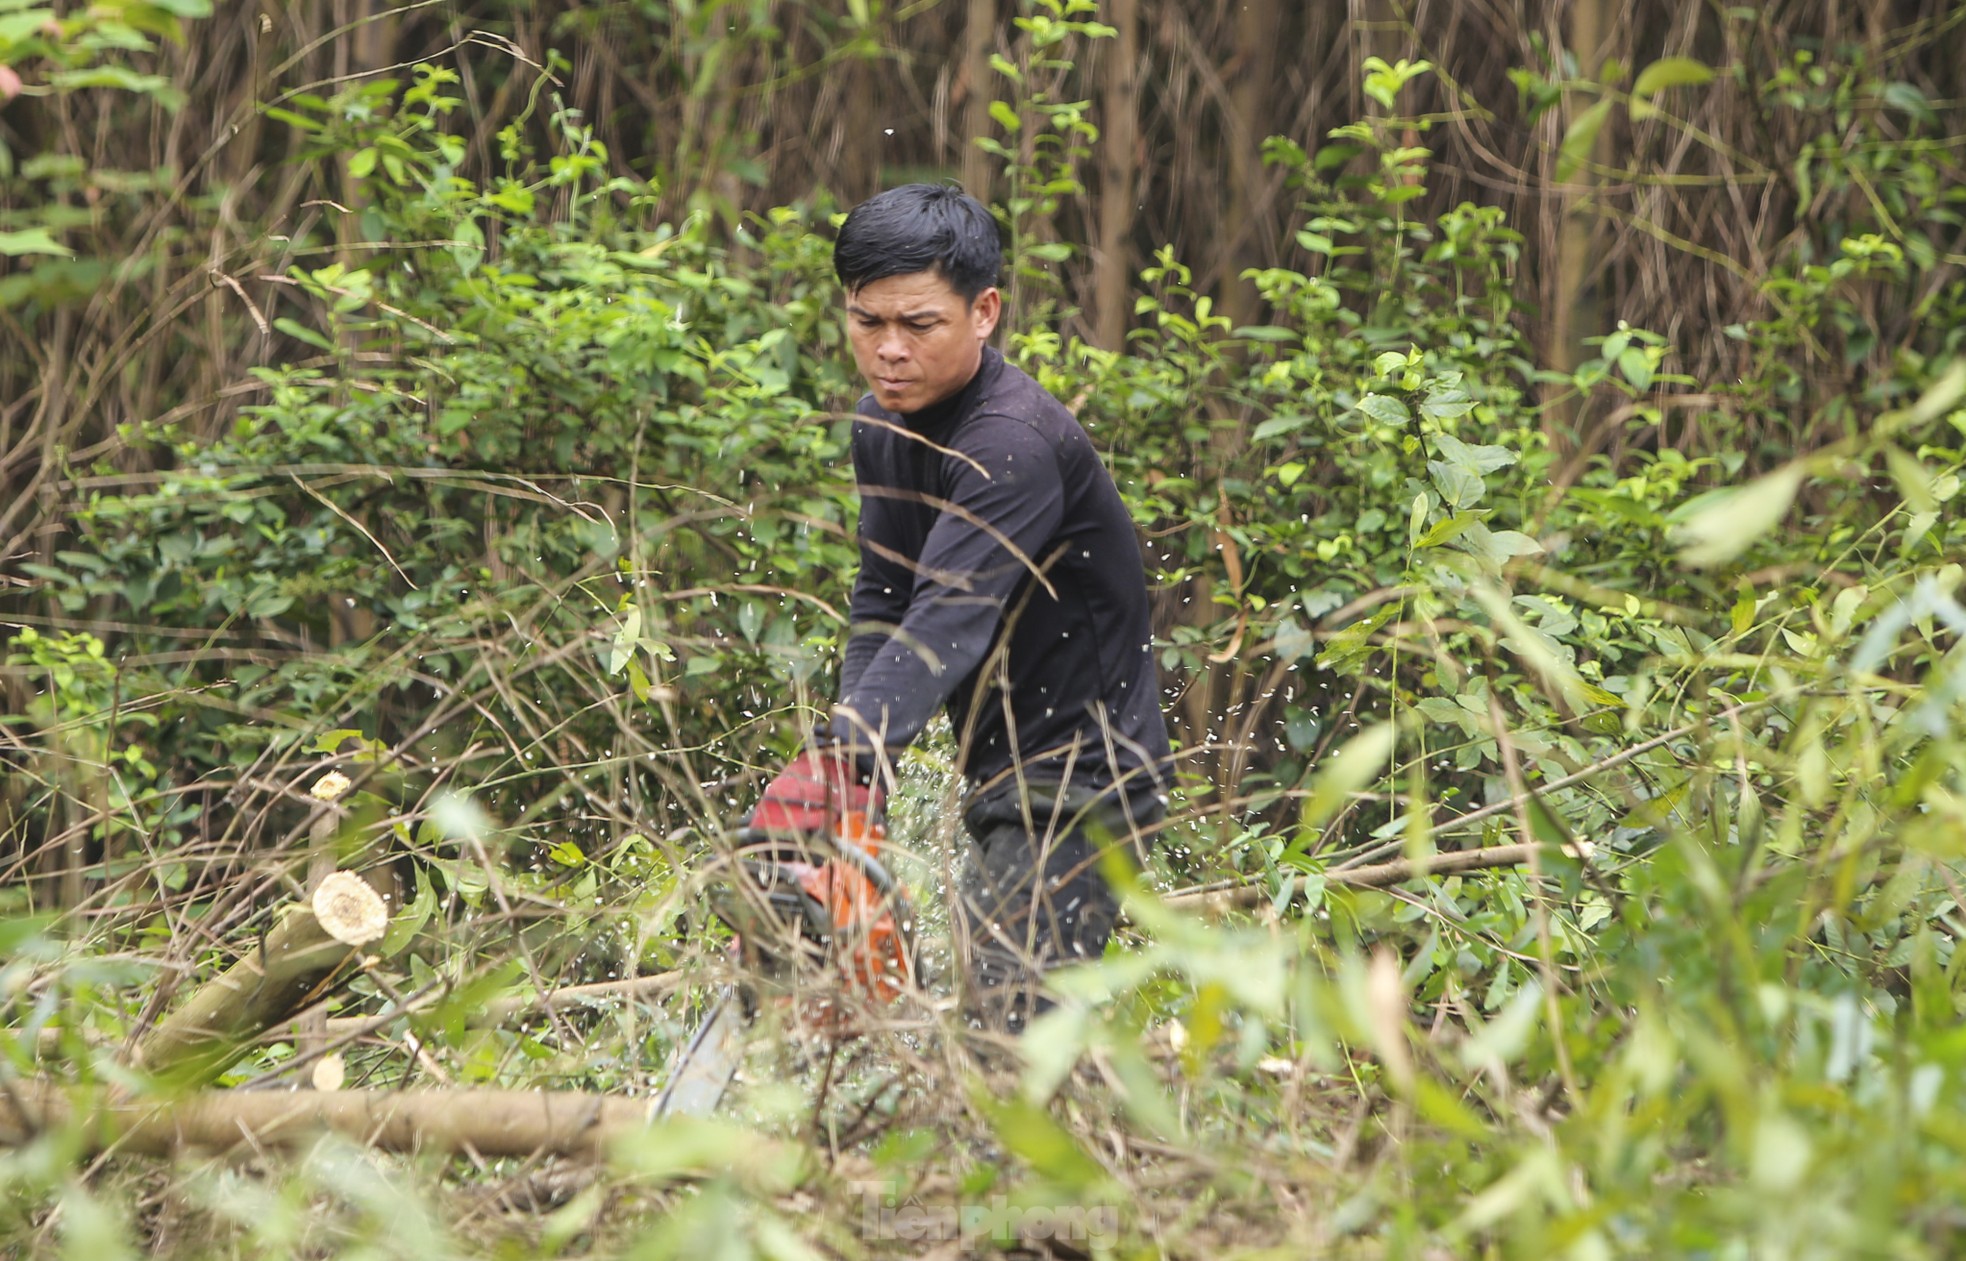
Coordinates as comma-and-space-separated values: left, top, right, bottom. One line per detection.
732, 825, 904, 902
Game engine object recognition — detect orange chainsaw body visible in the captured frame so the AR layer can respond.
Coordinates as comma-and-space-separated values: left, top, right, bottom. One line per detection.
787, 810, 910, 1003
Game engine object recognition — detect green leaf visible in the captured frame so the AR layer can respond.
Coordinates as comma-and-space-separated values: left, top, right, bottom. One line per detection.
118, 3, 186, 45
0, 914, 57, 959
48, 67, 183, 107
1632, 56, 1714, 100
608, 605, 642, 676
1429, 461, 1485, 509
975, 1093, 1109, 1195
1302, 723, 1395, 832
1631, 57, 1714, 121
1881, 80, 1935, 125
273, 317, 333, 352
1102, 1035, 1184, 1139
1555, 98, 1612, 182
626, 658, 652, 704
1673, 465, 1804, 568
1898, 359, 1966, 430
1486, 529, 1546, 559
1431, 431, 1515, 474
0, 228, 72, 257
262, 106, 320, 132
988, 100, 1022, 134
1356, 393, 1411, 427
1884, 445, 1935, 514
1453, 521, 1540, 567
1473, 584, 1602, 711
1419, 387, 1475, 423
1459, 981, 1544, 1070
1018, 1005, 1093, 1103
379, 864, 436, 955
1415, 510, 1479, 549
1617, 346, 1654, 391
1252, 413, 1307, 441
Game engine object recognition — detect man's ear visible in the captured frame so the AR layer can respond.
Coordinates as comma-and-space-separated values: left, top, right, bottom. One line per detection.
971, 287, 1002, 339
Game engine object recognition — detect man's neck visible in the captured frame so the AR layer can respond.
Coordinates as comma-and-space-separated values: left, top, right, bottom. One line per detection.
895, 348, 995, 428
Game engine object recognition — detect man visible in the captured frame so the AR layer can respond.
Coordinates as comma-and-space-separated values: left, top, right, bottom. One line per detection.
749, 184, 1170, 1032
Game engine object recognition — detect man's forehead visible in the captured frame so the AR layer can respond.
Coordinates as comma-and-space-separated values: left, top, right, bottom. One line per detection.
846, 270, 970, 311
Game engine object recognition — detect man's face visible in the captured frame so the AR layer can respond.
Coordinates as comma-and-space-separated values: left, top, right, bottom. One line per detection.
845, 270, 1001, 414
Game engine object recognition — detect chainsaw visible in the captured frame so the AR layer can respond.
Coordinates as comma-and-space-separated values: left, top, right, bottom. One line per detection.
650, 808, 916, 1118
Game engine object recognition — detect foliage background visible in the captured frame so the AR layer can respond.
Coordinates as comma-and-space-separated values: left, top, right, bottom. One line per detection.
3, 0, 1966, 1257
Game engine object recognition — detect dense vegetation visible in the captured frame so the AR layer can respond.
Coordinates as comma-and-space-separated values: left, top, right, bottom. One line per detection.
4, 0, 1966, 1256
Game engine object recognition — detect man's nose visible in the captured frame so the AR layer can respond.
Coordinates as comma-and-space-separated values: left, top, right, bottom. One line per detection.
876, 329, 910, 361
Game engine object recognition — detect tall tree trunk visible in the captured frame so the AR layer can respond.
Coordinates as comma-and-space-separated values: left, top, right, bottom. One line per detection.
1219, 0, 1280, 332
1093, 0, 1141, 352
960, 0, 998, 197
841, 57, 881, 203
1547, 0, 1614, 445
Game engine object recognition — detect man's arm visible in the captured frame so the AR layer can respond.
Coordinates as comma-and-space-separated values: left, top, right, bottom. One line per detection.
835, 416, 1064, 752
838, 491, 913, 700
838, 420, 913, 701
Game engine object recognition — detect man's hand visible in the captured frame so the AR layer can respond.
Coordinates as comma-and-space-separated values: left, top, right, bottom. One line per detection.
747, 744, 884, 839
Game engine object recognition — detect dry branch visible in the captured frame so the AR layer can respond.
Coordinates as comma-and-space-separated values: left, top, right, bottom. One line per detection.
1164, 843, 1577, 915
0, 1082, 652, 1159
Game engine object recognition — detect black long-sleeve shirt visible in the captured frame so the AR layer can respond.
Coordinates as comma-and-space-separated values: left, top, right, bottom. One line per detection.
837, 347, 1170, 810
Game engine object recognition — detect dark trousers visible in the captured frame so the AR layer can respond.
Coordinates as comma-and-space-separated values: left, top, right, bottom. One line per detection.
953, 779, 1163, 1033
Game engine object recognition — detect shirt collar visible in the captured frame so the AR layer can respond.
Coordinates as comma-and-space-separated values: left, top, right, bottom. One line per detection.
894, 346, 1001, 431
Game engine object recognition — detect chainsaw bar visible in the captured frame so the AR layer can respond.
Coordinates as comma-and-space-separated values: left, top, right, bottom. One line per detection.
649, 983, 747, 1119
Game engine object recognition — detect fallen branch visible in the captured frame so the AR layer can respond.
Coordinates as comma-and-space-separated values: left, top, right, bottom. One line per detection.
480, 972, 686, 1024
32, 972, 685, 1060
0, 1082, 650, 1158
1164, 843, 1580, 915
324, 972, 687, 1040
1328, 704, 1761, 873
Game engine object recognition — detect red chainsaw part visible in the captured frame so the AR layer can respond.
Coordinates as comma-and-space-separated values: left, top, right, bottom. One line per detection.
790, 810, 911, 1003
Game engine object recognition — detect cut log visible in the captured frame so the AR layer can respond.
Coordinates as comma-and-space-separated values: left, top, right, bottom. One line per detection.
0, 1082, 651, 1158
137, 872, 394, 1084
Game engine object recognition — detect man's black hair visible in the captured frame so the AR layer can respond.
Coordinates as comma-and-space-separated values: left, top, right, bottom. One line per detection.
833, 184, 1003, 301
